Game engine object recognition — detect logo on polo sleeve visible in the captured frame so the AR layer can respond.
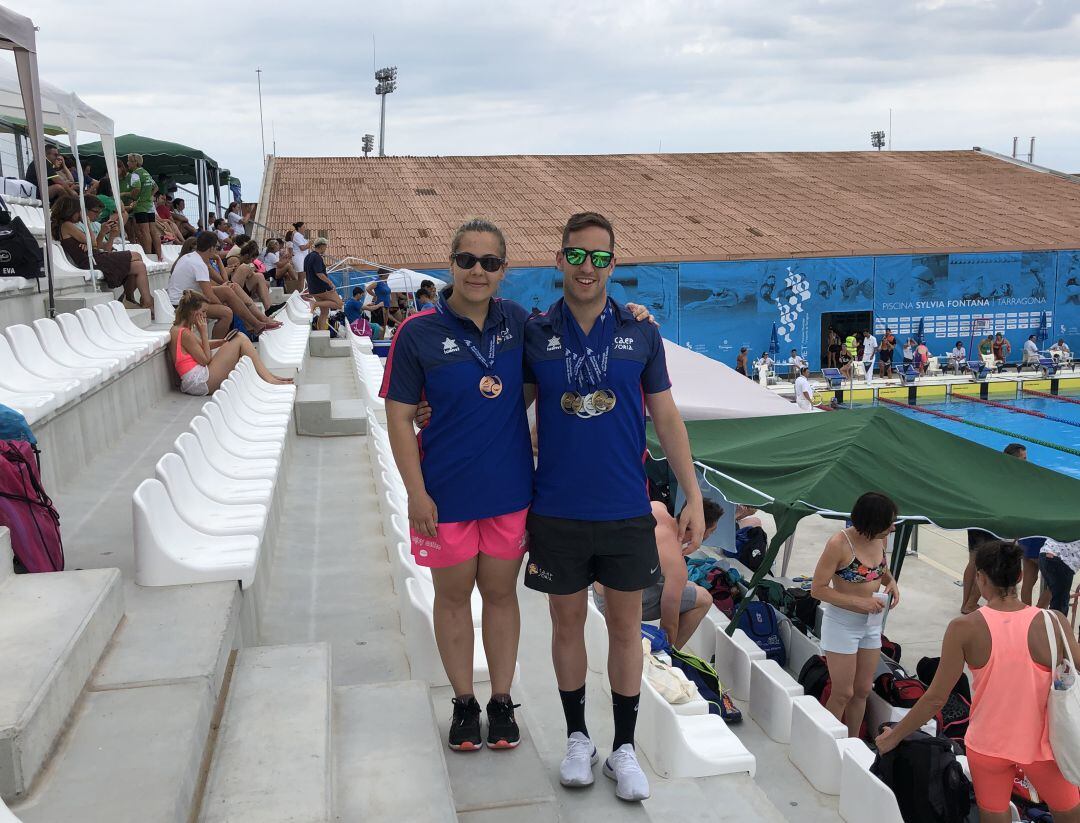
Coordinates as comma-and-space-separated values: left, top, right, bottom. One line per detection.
442, 337, 460, 354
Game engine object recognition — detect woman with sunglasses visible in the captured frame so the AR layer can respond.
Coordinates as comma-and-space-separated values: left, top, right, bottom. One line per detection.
381, 219, 652, 754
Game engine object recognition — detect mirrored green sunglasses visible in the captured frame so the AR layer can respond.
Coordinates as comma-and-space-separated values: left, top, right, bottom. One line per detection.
562, 247, 614, 268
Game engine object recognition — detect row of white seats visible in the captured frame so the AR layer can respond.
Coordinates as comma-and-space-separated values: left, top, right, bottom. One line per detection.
584, 588, 756, 779
133, 356, 295, 589
259, 292, 313, 376
366, 412, 510, 689
0, 301, 168, 424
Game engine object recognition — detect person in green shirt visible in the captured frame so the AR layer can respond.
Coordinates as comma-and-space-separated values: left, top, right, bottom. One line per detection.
120, 153, 162, 261
977, 335, 993, 357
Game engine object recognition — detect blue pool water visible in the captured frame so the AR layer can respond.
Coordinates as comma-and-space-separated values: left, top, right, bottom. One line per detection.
883, 395, 1080, 479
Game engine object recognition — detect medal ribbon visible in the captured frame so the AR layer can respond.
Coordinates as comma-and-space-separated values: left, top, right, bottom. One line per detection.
562, 301, 612, 391
436, 297, 499, 375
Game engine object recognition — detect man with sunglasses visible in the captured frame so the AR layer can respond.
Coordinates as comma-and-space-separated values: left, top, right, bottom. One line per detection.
523, 212, 704, 802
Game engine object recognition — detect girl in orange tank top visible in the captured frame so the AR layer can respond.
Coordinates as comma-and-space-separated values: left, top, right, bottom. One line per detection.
876, 540, 1080, 820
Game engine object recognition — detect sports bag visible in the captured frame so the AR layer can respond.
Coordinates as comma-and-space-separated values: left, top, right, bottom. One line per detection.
1043, 609, 1080, 782
0, 214, 43, 279
734, 525, 767, 571
873, 673, 927, 708
670, 647, 742, 723
642, 640, 697, 704
798, 654, 832, 703
917, 656, 971, 743
706, 567, 740, 617
737, 602, 785, 666
755, 579, 819, 634
0, 439, 63, 572
872, 730, 971, 823
881, 634, 902, 664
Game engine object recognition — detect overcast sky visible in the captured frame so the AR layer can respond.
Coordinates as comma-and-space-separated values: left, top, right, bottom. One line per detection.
24, 0, 1080, 200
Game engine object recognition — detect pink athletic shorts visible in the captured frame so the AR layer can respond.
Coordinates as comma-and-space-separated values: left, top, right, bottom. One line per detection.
410, 507, 529, 568
966, 748, 1080, 813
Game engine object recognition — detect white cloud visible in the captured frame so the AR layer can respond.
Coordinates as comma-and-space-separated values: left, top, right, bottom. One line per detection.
16, 0, 1080, 199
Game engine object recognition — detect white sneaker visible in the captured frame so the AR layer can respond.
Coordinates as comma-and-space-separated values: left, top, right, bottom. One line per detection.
603, 744, 650, 801
559, 732, 599, 787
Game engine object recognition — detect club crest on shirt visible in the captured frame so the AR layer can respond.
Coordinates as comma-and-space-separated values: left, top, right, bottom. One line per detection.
547, 335, 562, 351
526, 562, 552, 581
442, 337, 460, 354
614, 336, 635, 351
496, 328, 514, 345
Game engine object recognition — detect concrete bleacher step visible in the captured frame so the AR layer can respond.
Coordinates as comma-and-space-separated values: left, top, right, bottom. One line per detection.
294, 383, 366, 436
199, 642, 332, 823
51, 292, 113, 316
10, 679, 215, 823
429, 683, 558, 818
308, 331, 350, 358
334, 681, 456, 822
0, 530, 124, 801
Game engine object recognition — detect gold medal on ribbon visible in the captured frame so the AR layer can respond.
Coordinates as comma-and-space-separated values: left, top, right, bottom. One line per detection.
479, 375, 503, 399
592, 389, 617, 413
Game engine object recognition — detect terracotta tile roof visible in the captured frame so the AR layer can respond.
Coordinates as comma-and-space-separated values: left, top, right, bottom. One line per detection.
264, 151, 1080, 269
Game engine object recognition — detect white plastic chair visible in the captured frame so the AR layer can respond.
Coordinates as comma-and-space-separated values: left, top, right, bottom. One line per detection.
153, 289, 176, 325
749, 659, 804, 743
104, 301, 169, 347
204, 401, 284, 448
191, 415, 282, 465
234, 356, 296, 398
216, 383, 291, 430
54, 312, 135, 370
0, 386, 59, 425
585, 595, 609, 675
220, 374, 293, 413
1, 795, 24, 822
174, 433, 273, 505
838, 739, 904, 823
73, 308, 148, 361
133, 478, 259, 588
4, 324, 102, 392
183, 425, 278, 482
87, 304, 157, 357
155, 452, 268, 537
788, 695, 850, 794
636, 672, 756, 779
714, 626, 766, 702
0, 333, 82, 405
32, 317, 121, 378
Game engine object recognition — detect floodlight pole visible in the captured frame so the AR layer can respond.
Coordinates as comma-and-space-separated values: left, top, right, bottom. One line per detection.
379, 93, 387, 156
375, 66, 398, 157
256, 68, 266, 161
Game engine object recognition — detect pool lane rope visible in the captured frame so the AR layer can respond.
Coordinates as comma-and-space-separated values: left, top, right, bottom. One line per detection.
951, 391, 1080, 430
1022, 387, 1080, 407
877, 396, 1080, 458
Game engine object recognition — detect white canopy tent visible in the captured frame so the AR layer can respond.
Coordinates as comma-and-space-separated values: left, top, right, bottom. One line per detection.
0, 9, 126, 310
662, 339, 804, 420
0, 56, 126, 296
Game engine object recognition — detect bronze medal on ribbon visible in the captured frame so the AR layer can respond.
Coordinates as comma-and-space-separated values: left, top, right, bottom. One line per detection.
593, 389, 617, 413
479, 375, 503, 399
560, 391, 579, 414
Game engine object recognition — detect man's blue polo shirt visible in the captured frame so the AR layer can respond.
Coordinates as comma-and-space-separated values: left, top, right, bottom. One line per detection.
373, 280, 392, 308
343, 298, 364, 324
379, 296, 533, 523
524, 298, 671, 521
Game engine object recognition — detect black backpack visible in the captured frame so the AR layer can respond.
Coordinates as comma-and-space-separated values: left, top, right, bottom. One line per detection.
872, 731, 972, 823
798, 654, 831, 703
917, 657, 972, 744
735, 525, 767, 571
0, 215, 43, 280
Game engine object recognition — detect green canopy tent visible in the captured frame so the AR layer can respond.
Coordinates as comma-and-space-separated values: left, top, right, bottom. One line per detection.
646, 406, 1080, 628
76, 133, 228, 227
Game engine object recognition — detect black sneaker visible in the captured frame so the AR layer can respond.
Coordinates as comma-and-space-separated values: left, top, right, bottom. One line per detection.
449, 696, 483, 751
486, 697, 521, 749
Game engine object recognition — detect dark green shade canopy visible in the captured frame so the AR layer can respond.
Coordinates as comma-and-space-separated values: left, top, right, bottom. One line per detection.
647, 405, 1080, 557
75, 133, 228, 186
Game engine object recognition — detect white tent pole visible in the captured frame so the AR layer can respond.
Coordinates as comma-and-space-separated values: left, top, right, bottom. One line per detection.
101, 133, 125, 247
14, 47, 55, 313
66, 112, 97, 291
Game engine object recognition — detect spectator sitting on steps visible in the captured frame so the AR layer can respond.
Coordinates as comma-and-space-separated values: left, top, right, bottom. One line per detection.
170, 290, 292, 396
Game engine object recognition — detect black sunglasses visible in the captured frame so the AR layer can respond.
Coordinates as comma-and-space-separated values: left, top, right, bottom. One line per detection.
450, 252, 505, 272
562, 247, 614, 269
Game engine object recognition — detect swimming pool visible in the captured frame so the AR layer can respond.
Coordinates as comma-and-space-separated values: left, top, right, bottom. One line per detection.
882, 393, 1080, 479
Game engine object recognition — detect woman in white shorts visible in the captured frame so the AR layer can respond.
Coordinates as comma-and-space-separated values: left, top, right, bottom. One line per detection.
170, 290, 293, 396
810, 491, 901, 738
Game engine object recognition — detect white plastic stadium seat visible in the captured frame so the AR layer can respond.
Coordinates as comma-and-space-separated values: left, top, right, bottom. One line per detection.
234, 356, 295, 397
32, 317, 121, 378
713, 625, 766, 702
182, 424, 278, 483
174, 433, 273, 506
838, 739, 904, 823
102, 301, 169, 348
54, 312, 135, 370
153, 289, 176, 325
584, 595, 609, 676
4, 324, 102, 393
204, 402, 284, 452
636, 671, 756, 779
74, 308, 150, 362
155, 452, 268, 537
684, 605, 728, 662
83, 306, 155, 358
133, 478, 259, 588
191, 415, 282, 463
0, 386, 60, 425
1, 795, 23, 822
749, 658, 804, 743
0, 333, 82, 406
788, 695, 851, 794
